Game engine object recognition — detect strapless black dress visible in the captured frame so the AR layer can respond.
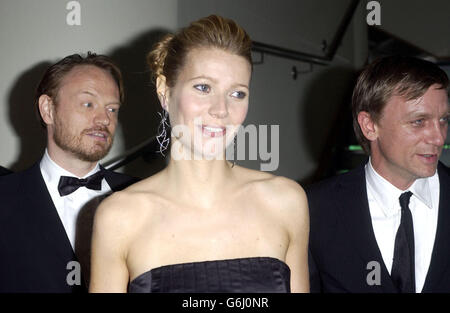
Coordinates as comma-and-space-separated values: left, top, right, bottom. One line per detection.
128, 257, 290, 293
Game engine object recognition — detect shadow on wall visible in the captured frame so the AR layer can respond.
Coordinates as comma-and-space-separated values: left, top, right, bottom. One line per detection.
6, 28, 170, 178
299, 65, 358, 186
109, 28, 169, 179
8, 62, 50, 172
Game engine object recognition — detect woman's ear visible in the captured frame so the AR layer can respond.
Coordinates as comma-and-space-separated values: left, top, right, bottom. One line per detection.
156, 75, 170, 113
38, 94, 55, 126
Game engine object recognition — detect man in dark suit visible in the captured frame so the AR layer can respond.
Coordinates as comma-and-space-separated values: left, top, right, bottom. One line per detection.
0, 53, 138, 293
307, 55, 450, 293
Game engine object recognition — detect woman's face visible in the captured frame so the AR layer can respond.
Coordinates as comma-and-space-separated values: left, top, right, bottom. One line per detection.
165, 47, 251, 160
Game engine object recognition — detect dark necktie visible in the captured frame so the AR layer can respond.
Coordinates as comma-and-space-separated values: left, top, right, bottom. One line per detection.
391, 191, 415, 293
58, 169, 105, 196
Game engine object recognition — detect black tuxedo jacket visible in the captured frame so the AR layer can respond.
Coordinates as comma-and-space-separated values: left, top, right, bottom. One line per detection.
0, 162, 139, 293
306, 162, 450, 293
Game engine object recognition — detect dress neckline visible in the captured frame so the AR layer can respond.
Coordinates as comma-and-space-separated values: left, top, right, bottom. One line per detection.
129, 256, 289, 285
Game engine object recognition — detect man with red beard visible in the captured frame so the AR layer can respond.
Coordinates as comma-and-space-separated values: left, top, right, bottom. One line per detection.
0, 53, 138, 293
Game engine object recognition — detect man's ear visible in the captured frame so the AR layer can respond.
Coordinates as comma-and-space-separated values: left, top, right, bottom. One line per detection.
156, 75, 170, 113
38, 94, 55, 126
357, 111, 378, 141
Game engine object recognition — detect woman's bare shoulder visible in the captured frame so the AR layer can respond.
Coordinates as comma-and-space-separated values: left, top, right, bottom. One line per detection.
238, 166, 306, 202
253, 174, 309, 241
238, 167, 308, 222
94, 174, 165, 234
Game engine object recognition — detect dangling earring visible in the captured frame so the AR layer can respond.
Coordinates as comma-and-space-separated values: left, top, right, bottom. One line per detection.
156, 94, 170, 156
232, 135, 237, 168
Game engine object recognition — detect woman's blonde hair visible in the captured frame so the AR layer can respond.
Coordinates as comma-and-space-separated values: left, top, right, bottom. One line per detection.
147, 15, 252, 87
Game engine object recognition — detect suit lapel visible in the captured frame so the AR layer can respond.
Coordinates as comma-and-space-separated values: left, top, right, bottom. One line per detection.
422, 162, 450, 292
21, 163, 76, 264
335, 166, 397, 292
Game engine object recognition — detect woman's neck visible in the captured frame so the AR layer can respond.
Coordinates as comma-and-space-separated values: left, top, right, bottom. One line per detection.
165, 157, 235, 209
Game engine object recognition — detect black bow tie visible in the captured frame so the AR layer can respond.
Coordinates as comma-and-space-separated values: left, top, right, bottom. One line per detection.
58, 169, 105, 196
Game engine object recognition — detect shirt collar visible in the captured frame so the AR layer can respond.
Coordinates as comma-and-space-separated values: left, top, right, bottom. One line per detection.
40, 149, 101, 192
365, 157, 435, 216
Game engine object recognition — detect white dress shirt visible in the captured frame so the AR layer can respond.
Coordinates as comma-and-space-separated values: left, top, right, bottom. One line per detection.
365, 158, 440, 292
40, 149, 112, 251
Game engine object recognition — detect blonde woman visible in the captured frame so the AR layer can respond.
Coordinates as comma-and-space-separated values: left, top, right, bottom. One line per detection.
90, 15, 309, 293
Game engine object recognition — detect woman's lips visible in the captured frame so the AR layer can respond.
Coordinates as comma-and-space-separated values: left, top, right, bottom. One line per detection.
200, 125, 226, 138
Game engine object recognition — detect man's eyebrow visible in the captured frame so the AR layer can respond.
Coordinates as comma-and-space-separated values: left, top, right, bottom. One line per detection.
79, 91, 121, 105
405, 110, 450, 120
405, 112, 433, 121
79, 90, 97, 97
406, 110, 430, 116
